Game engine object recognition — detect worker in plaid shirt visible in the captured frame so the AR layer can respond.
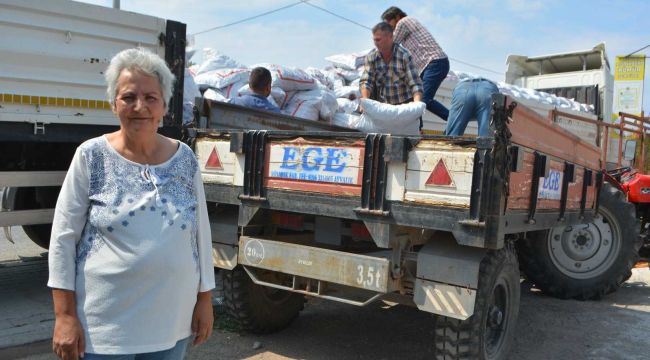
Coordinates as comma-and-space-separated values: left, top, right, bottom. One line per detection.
359, 22, 423, 109
382, 6, 450, 121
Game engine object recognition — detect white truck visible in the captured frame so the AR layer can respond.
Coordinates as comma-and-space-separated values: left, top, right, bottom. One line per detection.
0, 0, 187, 248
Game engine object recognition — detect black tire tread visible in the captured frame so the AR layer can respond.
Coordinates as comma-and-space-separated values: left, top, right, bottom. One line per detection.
434, 243, 520, 360
223, 267, 305, 334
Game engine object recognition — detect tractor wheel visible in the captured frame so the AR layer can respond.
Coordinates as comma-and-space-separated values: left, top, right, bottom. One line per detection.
222, 266, 305, 334
434, 243, 520, 360
517, 182, 642, 300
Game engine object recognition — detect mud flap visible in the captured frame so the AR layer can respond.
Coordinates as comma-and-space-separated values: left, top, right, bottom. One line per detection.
414, 233, 486, 320
211, 206, 239, 270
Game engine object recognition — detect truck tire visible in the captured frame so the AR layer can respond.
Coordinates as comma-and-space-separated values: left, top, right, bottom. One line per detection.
517, 182, 641, 300
434, 243, 520, 360
223, 266, 305, 334
12, 187, 59, 249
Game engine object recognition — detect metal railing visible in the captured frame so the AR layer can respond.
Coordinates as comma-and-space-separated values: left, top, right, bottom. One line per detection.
549, 109, 650, 171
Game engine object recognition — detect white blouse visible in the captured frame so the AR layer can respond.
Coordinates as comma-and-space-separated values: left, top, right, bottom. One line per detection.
48, 136, 215, 354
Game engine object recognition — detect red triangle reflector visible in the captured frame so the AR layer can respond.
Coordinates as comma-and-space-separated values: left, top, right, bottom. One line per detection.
426, 159, 452, 186
205, 147, 223, 170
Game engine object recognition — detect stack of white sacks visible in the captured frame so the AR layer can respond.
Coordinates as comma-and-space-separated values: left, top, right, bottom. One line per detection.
185, 48, 424, 135
183, 48, 594, 134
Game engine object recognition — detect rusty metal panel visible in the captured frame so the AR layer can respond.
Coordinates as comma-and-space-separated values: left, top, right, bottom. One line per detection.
507, 97, 601, 171
508, 150, 596, 210
264, 137, 366, 197
238, 236, 391, 293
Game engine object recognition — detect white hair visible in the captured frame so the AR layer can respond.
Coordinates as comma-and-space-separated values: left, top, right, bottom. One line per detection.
105, 47, 176, 108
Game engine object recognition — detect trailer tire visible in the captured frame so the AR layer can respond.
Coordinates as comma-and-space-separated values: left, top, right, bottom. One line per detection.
434, 243, 520, 360
12, 187, 59, 249
517, 182, 641, 300
223, 266, 305, 334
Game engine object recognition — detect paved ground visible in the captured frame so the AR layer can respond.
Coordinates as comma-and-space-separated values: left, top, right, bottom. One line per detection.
1, 229, 649, 360
0, 228, 52, 352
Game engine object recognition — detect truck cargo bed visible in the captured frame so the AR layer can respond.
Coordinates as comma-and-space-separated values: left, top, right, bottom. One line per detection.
197, 94, 601, 250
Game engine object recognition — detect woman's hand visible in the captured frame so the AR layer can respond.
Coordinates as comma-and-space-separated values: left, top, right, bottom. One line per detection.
52, 289, 84, 360
191, 291, 214, 346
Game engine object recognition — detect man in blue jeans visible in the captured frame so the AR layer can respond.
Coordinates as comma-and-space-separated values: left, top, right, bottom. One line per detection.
382, 6, 449, 121
445, 78, 499, 137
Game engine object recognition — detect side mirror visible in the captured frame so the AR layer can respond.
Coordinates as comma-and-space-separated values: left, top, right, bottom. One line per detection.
623, 140, 637, 161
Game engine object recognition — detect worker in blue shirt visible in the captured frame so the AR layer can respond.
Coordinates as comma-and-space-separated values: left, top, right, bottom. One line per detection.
229, 67, 281, 113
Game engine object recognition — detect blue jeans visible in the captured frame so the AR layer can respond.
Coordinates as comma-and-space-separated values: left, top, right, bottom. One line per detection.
445, 79, 499, 137
420, 57, 450, 120
82, 336, 191, 360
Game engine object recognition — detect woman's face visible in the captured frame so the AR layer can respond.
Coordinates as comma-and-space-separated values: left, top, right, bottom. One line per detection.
113, 69, 165, 136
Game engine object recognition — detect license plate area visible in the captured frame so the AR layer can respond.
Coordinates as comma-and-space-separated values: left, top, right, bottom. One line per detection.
238, 236, 391, 293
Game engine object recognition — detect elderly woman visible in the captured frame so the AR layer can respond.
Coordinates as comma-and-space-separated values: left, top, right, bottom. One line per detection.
47, 48, 215, 359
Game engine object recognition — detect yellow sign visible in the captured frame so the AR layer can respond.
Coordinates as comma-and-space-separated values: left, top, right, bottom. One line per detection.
612, 55, 645, 119
614, 56, 645, 81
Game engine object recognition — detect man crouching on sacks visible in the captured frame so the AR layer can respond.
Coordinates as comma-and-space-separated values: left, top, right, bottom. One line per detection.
359, 22, 423, 114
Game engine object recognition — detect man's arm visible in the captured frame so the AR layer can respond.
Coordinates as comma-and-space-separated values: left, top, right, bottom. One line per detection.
359, 54, 374, 99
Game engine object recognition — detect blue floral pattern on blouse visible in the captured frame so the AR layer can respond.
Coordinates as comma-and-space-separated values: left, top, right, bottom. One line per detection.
75, 137, 199, 268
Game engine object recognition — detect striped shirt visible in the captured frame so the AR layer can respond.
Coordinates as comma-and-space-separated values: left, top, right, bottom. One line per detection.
393, 16, 447, 75
360, 44, 423, 105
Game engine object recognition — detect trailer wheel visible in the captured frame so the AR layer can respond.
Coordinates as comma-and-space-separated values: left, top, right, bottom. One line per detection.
434, 243, 520, 360
12, 187, 59, 249
223, 266, 305, 334
517, 182, 641, 300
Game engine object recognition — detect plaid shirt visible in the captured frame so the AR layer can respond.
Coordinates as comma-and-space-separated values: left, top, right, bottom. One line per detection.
360, 44, 423, 105
393, 16, 447, 75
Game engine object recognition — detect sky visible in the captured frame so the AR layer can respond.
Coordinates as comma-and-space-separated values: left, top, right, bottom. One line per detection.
79, 0, 650, 114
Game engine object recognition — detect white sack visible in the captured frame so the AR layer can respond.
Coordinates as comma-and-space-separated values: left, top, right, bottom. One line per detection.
324, 50, 369, 71
319, 91, 338, 121
203, 88, 227, 102
282, 97, 321, 121
271, 87, 289, 108
252, 63, 318, 91
334, 86, 360, 100
196, 48, 246, 74
305, 67, 336, 89
289, 88, 338, 121
330, 66, 360, 82
331, 112, 363, 130
220, 79, 249, 99
336, 98, 359, 114
358, 98, 425, 135
194, 68, 250, 89
183, 68, 201, 125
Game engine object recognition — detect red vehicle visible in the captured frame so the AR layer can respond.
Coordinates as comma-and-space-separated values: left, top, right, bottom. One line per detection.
606, 112, 650, 259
